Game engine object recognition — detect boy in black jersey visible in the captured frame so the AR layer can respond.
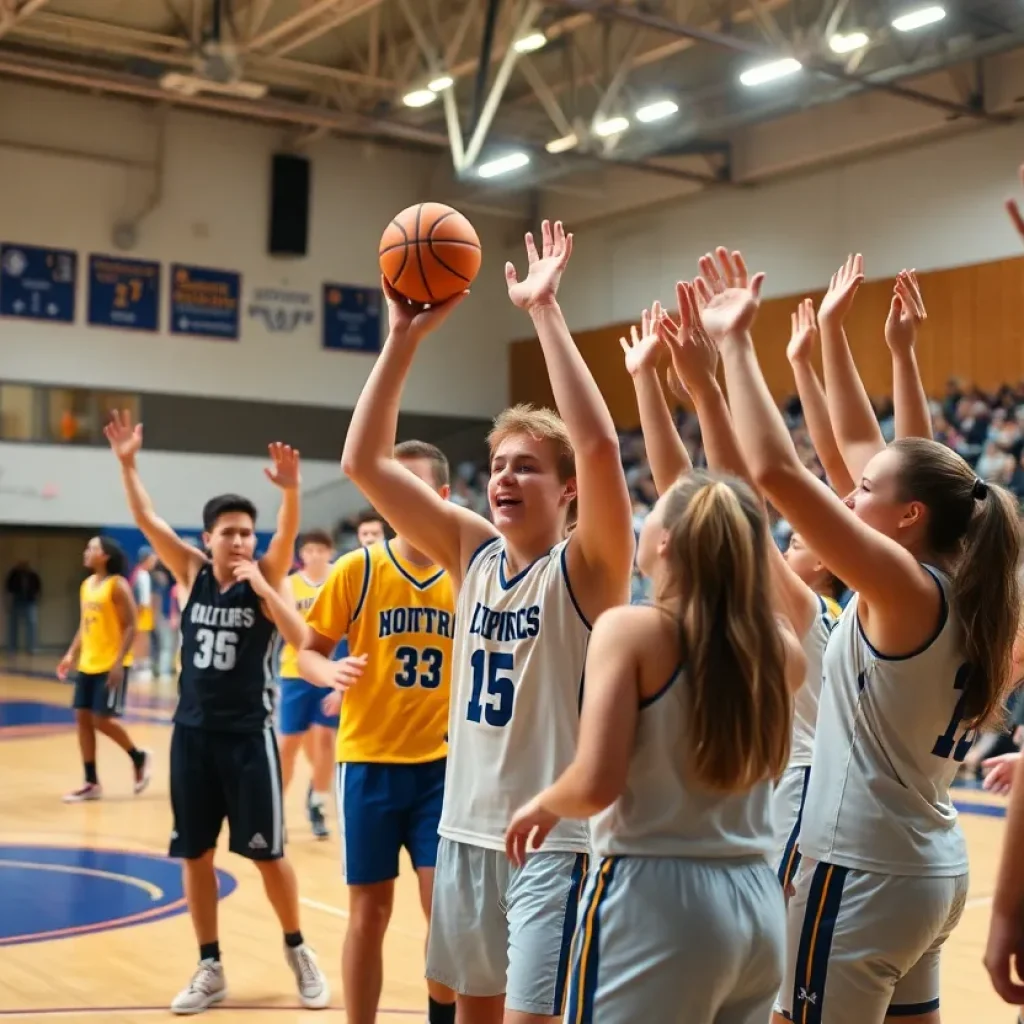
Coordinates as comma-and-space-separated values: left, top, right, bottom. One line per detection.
104, 410, 331, 1015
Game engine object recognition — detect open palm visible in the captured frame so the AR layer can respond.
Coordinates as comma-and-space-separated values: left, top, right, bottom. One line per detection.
884, 269, 926, 355
505, 219, 573, 311
657, 280, 719, 394
693, 248, 765, 341
103, 409, 143, 464
620, 304, 665, 377
786, 299, 818, 365
818, 254, 864, 324
265, 442, 300, 490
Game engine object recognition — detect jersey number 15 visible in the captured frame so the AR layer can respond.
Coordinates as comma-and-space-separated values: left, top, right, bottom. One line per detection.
467, 650, 515, 728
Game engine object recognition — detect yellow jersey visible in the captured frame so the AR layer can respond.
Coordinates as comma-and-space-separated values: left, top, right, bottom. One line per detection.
278, 572, 328, 680
823, 595, 842, 620
79, 575, 133, 674
306, 539, 454, 764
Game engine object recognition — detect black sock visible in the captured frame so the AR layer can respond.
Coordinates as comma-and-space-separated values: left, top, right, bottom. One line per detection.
428, 996, 456, 1024
284, 930, 303, 949
127, 747, 145, 769
84, 761, 98, 785
199, 941, 220, 963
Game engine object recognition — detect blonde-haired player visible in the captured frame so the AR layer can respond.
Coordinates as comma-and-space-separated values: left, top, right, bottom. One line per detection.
340, 219, 635, 1024
299, 440, 457, 1024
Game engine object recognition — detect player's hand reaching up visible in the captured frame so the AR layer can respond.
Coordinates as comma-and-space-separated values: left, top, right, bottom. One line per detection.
786, 299, 818, 366
505, 796, 561, 867
265, 443, 301, 490
104, 409, 143, 465
505, 219, 573, 312
619, 305, 665, 378
329, 653, 368, 693
693, 248, 765, 342
382, 275, 467, 345
884, 270, 927, 356
818, 254, 864, 326
657, 281, 719, 397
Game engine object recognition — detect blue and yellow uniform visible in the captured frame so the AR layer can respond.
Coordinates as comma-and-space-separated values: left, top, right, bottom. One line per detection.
277, 572, 338, 735
74, 575, 133, 717
305, 539, 454, 885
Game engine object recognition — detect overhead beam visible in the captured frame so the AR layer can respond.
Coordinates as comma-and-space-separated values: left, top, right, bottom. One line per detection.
246, 0, 347, 51
0, 0, 53, 42
271, 0, 386, 58
549, 0, 1011, 124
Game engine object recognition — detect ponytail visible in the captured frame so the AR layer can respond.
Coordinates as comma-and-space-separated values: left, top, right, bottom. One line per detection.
659, 472, 791, 792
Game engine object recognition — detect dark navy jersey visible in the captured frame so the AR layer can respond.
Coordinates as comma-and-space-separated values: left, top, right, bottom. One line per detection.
175, 563, 278, 733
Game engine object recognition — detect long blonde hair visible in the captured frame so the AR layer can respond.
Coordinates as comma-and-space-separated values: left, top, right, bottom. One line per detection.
657, 472, 791, 792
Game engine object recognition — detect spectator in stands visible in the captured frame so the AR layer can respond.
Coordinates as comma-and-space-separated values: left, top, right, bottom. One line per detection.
5, 560, 41, 656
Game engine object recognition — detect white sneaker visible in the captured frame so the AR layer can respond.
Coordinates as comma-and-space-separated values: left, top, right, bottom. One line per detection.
133, 749, 152, 795
284, 943, 329, 1009
63, 782, 102, 803
170, 959, 227, 1015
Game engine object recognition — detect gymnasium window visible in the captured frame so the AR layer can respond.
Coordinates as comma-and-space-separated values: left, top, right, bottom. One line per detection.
0, 382, 142, 445
0, 384, 37, 440
46, 388, 93, 444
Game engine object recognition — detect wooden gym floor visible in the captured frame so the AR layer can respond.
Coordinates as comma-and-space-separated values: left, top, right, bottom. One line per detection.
0, 668, 1016, 1023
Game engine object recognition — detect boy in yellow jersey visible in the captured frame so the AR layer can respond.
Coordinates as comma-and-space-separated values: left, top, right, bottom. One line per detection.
57, 536, 151, 803
298, 440, 457, 1024
276, 529, 337, 839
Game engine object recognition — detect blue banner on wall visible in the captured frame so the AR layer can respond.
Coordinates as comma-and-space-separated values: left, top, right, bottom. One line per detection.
88, 254, 161, 332
322, 284, 381, 354
0, 243, 77, 322
169, 263, 241, 340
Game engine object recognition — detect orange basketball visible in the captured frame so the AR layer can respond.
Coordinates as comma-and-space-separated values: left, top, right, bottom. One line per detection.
379, 202, 482, 304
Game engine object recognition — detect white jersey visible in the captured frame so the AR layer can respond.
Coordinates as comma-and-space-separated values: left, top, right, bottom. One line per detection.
800, 567, 970, 876
438, 536, 591, 853
789, 597, 835, 768
591, 663, 774, 860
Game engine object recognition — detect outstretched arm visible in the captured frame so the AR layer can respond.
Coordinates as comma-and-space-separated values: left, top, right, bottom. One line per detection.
234, 561, 308, 650
104, 411, 206, 591
507, 220, 634, 620
340, 281, 495, 584
885, 270, 932, 442
258, 444, 302, 588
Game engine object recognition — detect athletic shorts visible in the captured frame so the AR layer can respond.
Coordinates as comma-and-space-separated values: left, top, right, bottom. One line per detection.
426, 838, 589, 1017
773, 765, 812, 890
73, 668, 130, 718
169, 723, 285, 862
277, 677, 339, 734
335, 758, 445, 885
568, 855, 785, 1024
776, 858, 969, 1023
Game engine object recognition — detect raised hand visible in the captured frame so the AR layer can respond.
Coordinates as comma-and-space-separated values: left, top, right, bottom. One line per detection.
692, 248, 765, 342
818, 254, 864, 325
884, 269, 927, 356
505, 219, 573, 311
382, 275, 467, 345
264, 442, 301, 490
103, 409, 143, 465
1006, 163, 1024, 241
657, 280, 719, 396
619, 304, 665, 377
786, 299, 818, 365
504, 796, 561, 867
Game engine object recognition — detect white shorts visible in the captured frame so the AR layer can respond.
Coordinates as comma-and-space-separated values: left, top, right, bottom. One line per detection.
777, 858, 968, 1023
568, 855, 785, 1024
425, 837, 588, 1016
772, 765, 811, 890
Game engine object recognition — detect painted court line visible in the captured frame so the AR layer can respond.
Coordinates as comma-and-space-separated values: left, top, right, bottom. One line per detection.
0, 1007, 422, 1018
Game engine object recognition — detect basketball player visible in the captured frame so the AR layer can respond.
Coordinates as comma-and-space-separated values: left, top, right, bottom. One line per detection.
57, 536, 151, 802
506, 472, 805, 1022
276, 528, 337, 840
340, 219, 635, 1024
131, 547, 157, 680
354, 510, 385, 547
298, 440, 456, 1024
103, 410, 330, 1015
699, 247, 1021, 1023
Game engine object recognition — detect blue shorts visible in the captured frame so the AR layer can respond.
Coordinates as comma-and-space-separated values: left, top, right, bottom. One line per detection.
277, 677, 339, 735
336, 758, 446, 885
73, 668, 130, 717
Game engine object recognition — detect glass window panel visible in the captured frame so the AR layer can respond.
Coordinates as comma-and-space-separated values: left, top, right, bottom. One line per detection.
46, 387, 94, 444
0, 384, 36, 440
95, 391, 141, 433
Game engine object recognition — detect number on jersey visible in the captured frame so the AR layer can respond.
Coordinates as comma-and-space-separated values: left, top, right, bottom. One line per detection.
467, 650, 515, 727
193, 628, 239, 672
932, 663, 976, 763
394, 646, 444, 689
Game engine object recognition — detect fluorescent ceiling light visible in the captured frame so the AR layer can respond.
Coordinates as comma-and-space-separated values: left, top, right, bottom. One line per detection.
428, 74, 453, 92
478, 152, 530, 178
402, 88, 436, 108
829, 30, 869, 53
739, 57, 802, 87
891, 5, 945, 32
635, 99, 679, 123
594, 115, 629, 137
514, 32, 547, 54
545, 132, 578, 154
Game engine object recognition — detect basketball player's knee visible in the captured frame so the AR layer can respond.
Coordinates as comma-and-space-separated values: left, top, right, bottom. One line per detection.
347, 886, 394, 938
74, 708, 93, 728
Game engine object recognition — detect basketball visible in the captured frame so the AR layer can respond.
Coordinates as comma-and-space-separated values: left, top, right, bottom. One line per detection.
378, 202, 482, 305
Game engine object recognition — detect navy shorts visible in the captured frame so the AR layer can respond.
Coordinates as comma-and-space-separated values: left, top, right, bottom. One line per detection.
336, 757, 446, 885
169, 723, 285, 862
277, 677, 339, 735
73, 668, 130, 717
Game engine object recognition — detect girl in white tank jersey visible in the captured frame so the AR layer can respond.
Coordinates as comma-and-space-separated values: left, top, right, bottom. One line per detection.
703, 247, 1021, 1024
506, 472, 807, 1024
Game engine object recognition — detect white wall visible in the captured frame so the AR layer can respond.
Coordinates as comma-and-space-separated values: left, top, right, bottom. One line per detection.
0, 81, 520, 416
0, 443, 356, 530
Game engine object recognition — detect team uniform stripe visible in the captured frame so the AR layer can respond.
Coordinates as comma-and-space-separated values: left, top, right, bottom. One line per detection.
552, 852, 589, 1015
778, 766, 812, 889
792, 861, 848, 1024
567, 856, 618, 1024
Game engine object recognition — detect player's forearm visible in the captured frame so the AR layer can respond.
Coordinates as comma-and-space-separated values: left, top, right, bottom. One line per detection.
538, 763, 615, 821
634, 371, 691, 496
790, 357, 855, 496
119, 460, 162, 532
529, 301, 619, 457
262, 588, 309, 650
297, 648, 336, 689
264, 487, 300, 585
992, 755, 1024, 915
65, 628, 82, 664
891, 348, 933, 441
690, 379, 756, 491
114, 625, 136, 666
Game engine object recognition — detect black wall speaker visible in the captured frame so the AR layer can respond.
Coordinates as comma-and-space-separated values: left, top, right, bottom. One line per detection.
268, 152, 310, 257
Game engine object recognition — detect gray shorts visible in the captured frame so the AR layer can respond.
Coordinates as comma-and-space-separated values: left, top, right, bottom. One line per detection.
777, 858, 969, 1023
425, 837, 588, 1016
567, 855, 785, 1024
772, 765, 811, 889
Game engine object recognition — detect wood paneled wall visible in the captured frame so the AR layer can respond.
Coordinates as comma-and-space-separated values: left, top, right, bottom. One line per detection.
508, 255, 1024, 430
